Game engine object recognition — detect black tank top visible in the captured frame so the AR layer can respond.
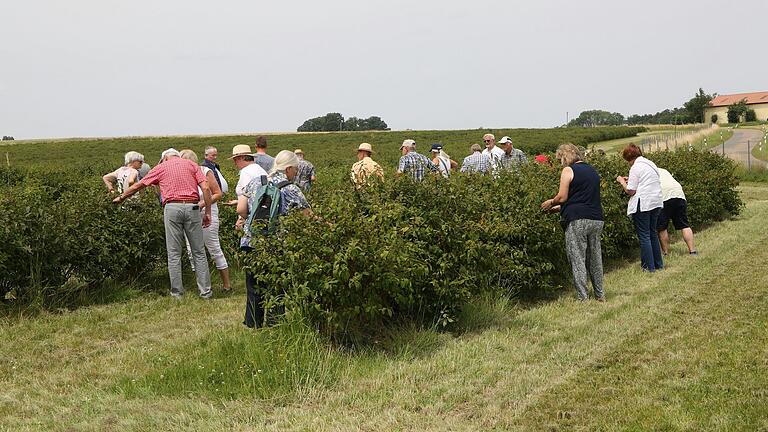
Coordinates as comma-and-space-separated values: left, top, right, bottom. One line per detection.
560, 162, 604, 223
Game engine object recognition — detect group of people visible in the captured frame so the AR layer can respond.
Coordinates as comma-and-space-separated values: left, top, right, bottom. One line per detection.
106, 133, 698, 327
106, 136, 317, 327
351, 133, 534, 187
541, 143, 697, 302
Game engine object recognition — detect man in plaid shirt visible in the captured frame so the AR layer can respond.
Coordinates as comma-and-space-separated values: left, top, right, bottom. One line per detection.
114, 148, 214, 299
460, 143, 490, 174
498, 136, 528, 170
397, 139, 438, 182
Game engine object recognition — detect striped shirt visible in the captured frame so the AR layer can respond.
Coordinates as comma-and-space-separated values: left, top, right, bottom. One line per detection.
140, 157, 206, 203
460, 152, 489, 174
397, 152, 438, 182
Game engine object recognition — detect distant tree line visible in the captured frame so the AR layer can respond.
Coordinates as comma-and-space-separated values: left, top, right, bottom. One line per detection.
297, 113, 389, 132
569, 88, 717, 127
2, 136, 14, 141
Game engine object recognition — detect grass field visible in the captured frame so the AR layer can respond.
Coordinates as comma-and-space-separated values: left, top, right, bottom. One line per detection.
593, 126, 732, 154
1, 181, 766, 431
750, 129, 768, 162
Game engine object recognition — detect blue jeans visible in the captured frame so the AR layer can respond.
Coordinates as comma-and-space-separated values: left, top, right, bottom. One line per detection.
632, 208, 664, 272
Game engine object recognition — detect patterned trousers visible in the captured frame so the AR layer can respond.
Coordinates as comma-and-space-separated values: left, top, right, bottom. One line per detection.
564, 219, 605, 301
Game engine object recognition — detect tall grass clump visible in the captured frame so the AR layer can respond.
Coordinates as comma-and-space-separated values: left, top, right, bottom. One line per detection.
117, 317, 347, 401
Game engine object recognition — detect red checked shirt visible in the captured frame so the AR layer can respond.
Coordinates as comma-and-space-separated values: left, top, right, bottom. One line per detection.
139, 157, 206, 203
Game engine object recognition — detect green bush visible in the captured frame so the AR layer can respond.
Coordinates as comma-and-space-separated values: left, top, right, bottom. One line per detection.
0, 175, 166, 307
239, 149, 741, 338
0, 133, 739, 338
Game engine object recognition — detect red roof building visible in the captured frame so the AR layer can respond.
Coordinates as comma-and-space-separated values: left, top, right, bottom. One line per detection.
705, 91, 768, 124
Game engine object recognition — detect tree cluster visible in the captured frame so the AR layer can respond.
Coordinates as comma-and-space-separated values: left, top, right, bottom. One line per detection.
567, 110, 625, 127
2, 136, 14, 141
297, 113, 389, 132
567, 89, 717, 127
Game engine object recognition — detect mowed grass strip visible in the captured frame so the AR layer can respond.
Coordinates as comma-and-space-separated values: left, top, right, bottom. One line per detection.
244, 193, 768, 431
1, 187, 767, 431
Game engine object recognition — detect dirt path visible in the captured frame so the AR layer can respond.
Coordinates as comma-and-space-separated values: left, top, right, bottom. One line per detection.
714, 128, 766, 168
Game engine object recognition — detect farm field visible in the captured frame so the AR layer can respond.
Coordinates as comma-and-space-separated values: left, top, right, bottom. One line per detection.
0, 127, 760, 430
1, 183, 766, 430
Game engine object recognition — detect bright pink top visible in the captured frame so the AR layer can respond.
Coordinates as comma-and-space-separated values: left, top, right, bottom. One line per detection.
140, 157, 206, 203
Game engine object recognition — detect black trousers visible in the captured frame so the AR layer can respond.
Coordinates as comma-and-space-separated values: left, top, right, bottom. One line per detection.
244, 272, 265, 328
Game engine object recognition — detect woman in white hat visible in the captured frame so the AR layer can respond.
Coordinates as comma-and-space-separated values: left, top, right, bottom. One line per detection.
236, 150, 312, 328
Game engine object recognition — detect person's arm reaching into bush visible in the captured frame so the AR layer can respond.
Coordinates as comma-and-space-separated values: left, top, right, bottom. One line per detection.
541, 166, 573, 211
113, 181, 147, 203
616, 175, 635, 196
236, 195, 248, 231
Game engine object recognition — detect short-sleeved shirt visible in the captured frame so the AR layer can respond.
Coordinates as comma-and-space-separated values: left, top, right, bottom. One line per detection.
109, 166, 139, 193
253, 153, 275, 173
460, 152, 489, 174
658, 168, 686, 202
236, 163, 268, 197
482, 146, 506, 173
397, 151, 438, 182
295, 159, 316, 191
626, 156, 663, 215
139, 157, 205, 203
351, 156, 384, 187
499, 148, 527, 170
243, 171, 310, 216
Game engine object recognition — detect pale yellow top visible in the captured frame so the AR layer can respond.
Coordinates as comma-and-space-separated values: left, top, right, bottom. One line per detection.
351, 156, 384, 187
658, 168, 686, 202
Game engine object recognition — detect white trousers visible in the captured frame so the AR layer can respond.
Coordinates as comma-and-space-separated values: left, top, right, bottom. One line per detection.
185, 204, 229, 270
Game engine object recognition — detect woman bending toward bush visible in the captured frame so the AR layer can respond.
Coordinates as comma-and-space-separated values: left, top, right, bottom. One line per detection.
616, 144, 664, 272
541, 143, 605, 301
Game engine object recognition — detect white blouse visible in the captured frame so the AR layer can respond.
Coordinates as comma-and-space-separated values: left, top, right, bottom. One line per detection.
626, 157, 663, 215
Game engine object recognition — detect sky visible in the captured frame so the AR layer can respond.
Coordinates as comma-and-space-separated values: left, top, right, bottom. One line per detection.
2, 0, 767, 139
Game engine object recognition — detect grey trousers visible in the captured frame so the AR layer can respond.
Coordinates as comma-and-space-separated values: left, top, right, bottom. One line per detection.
564, 219, 605, 300
164, 203, 212, 298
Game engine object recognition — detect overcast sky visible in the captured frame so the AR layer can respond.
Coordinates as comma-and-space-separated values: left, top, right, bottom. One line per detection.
2, 0, 767, 139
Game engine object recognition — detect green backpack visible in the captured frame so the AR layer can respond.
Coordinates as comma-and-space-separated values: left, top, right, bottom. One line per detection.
240, 175, 293, 251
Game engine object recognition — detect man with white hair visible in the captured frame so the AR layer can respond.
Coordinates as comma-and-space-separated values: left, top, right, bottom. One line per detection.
397, 139, 438, 182
481, 133, 505, 175
498, 136, 527, 170
460, 144, 489, 174
202, 146, 228, 193
103, 151, 144, 193
113, 148, 214, 299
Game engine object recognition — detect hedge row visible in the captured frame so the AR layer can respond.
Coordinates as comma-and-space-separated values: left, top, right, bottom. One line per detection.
242, 149, 741, 336
0, 149, 741, 333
